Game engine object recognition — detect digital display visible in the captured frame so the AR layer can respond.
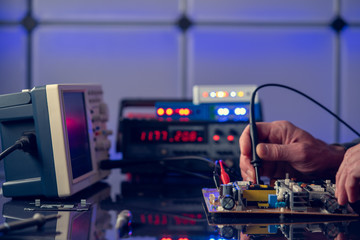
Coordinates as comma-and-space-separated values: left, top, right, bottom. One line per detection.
63, 92, 93, 179
132, 127, 206, 144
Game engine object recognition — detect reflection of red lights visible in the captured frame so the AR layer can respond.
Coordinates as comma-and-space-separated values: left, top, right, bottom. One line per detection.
227, 135, 235, 142
213, 135, 220, 141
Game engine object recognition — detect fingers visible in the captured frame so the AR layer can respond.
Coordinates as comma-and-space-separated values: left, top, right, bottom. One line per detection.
335, 145, 360, 205
239, 124, 252, 157
256, 142, 304, 163
240, 154, 256, 182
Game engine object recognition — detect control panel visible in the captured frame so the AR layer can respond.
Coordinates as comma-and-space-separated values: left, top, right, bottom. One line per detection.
120, 119, 247, 161
87, 88, 112, 160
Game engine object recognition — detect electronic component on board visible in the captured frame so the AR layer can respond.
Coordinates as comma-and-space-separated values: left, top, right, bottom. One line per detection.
0, 84, 111, 197
202, 178, 358, 218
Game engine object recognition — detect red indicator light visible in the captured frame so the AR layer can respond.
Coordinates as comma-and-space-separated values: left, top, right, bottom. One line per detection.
157, 108, 165, 116
166, 108, 173, 116
162, 130, 168, 141
197, 136, 203, 142
140, 131, 146, 141
213, 135, 220, 141
154, 130, 161, 141
189, 131, 196, 142
148, 131, 153, 141
154, 214, 160, 225
227, 135, 235, 142
202, 91, 209, 98
184, 108, 190, 116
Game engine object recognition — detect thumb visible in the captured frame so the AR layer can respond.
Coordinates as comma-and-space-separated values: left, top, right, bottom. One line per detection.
256, 143, 294, 162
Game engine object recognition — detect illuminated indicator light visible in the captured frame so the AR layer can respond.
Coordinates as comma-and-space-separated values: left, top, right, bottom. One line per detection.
230, 91, 236, 97
178, 108, 190, 116
224, 91, 229, 97
148, 131, 153, 141
227, 135, 235, 142
216, 91, 225, 98
179, 238, 189, 240
157, 108, 165, 116
162, 130, 168, 141
140, 131, 146, 141
154, 214, 160, 225
213, 135, 220, 141
234, 107, 247, 116
202, 91, 209, 98
238, 91, 244, 97
197, 136, 203, 142
210, 91, 216, 98
154, 130, 161, 141
217, 108, 230, 116
166, 108, 173, 116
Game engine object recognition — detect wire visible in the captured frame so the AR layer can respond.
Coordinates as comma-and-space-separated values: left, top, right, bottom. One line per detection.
249, 83, 360, 183
0, 142, 22, 161
0, 131, 37, 161
101, 156, 241, 184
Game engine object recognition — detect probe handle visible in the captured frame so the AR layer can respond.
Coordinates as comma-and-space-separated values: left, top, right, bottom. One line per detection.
250, 122, 261, 184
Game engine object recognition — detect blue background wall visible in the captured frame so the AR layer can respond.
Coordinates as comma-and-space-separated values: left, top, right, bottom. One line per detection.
1, 0, 360, 159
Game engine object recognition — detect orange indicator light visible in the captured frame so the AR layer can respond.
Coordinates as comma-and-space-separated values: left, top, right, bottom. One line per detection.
166, 108, 173, 116
157, 108, 165, 116
202, 91, 209, 98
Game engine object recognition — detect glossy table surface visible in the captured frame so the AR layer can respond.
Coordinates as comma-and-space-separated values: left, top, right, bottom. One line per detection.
0, 170, 360, 240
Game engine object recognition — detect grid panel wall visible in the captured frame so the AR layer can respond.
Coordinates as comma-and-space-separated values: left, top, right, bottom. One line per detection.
0, 1, 360, 154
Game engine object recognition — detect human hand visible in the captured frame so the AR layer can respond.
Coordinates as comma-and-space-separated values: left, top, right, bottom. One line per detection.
335, 144, 360, 205
239, 121, 345, 183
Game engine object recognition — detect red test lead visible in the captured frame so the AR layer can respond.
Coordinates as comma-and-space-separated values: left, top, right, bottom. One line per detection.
219, 160, 230, 184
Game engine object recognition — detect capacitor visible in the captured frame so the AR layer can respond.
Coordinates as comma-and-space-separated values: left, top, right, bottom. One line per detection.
220, 183, 235, 210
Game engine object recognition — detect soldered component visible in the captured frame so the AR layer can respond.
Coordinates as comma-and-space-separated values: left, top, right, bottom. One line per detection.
204, 178, 356, 217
